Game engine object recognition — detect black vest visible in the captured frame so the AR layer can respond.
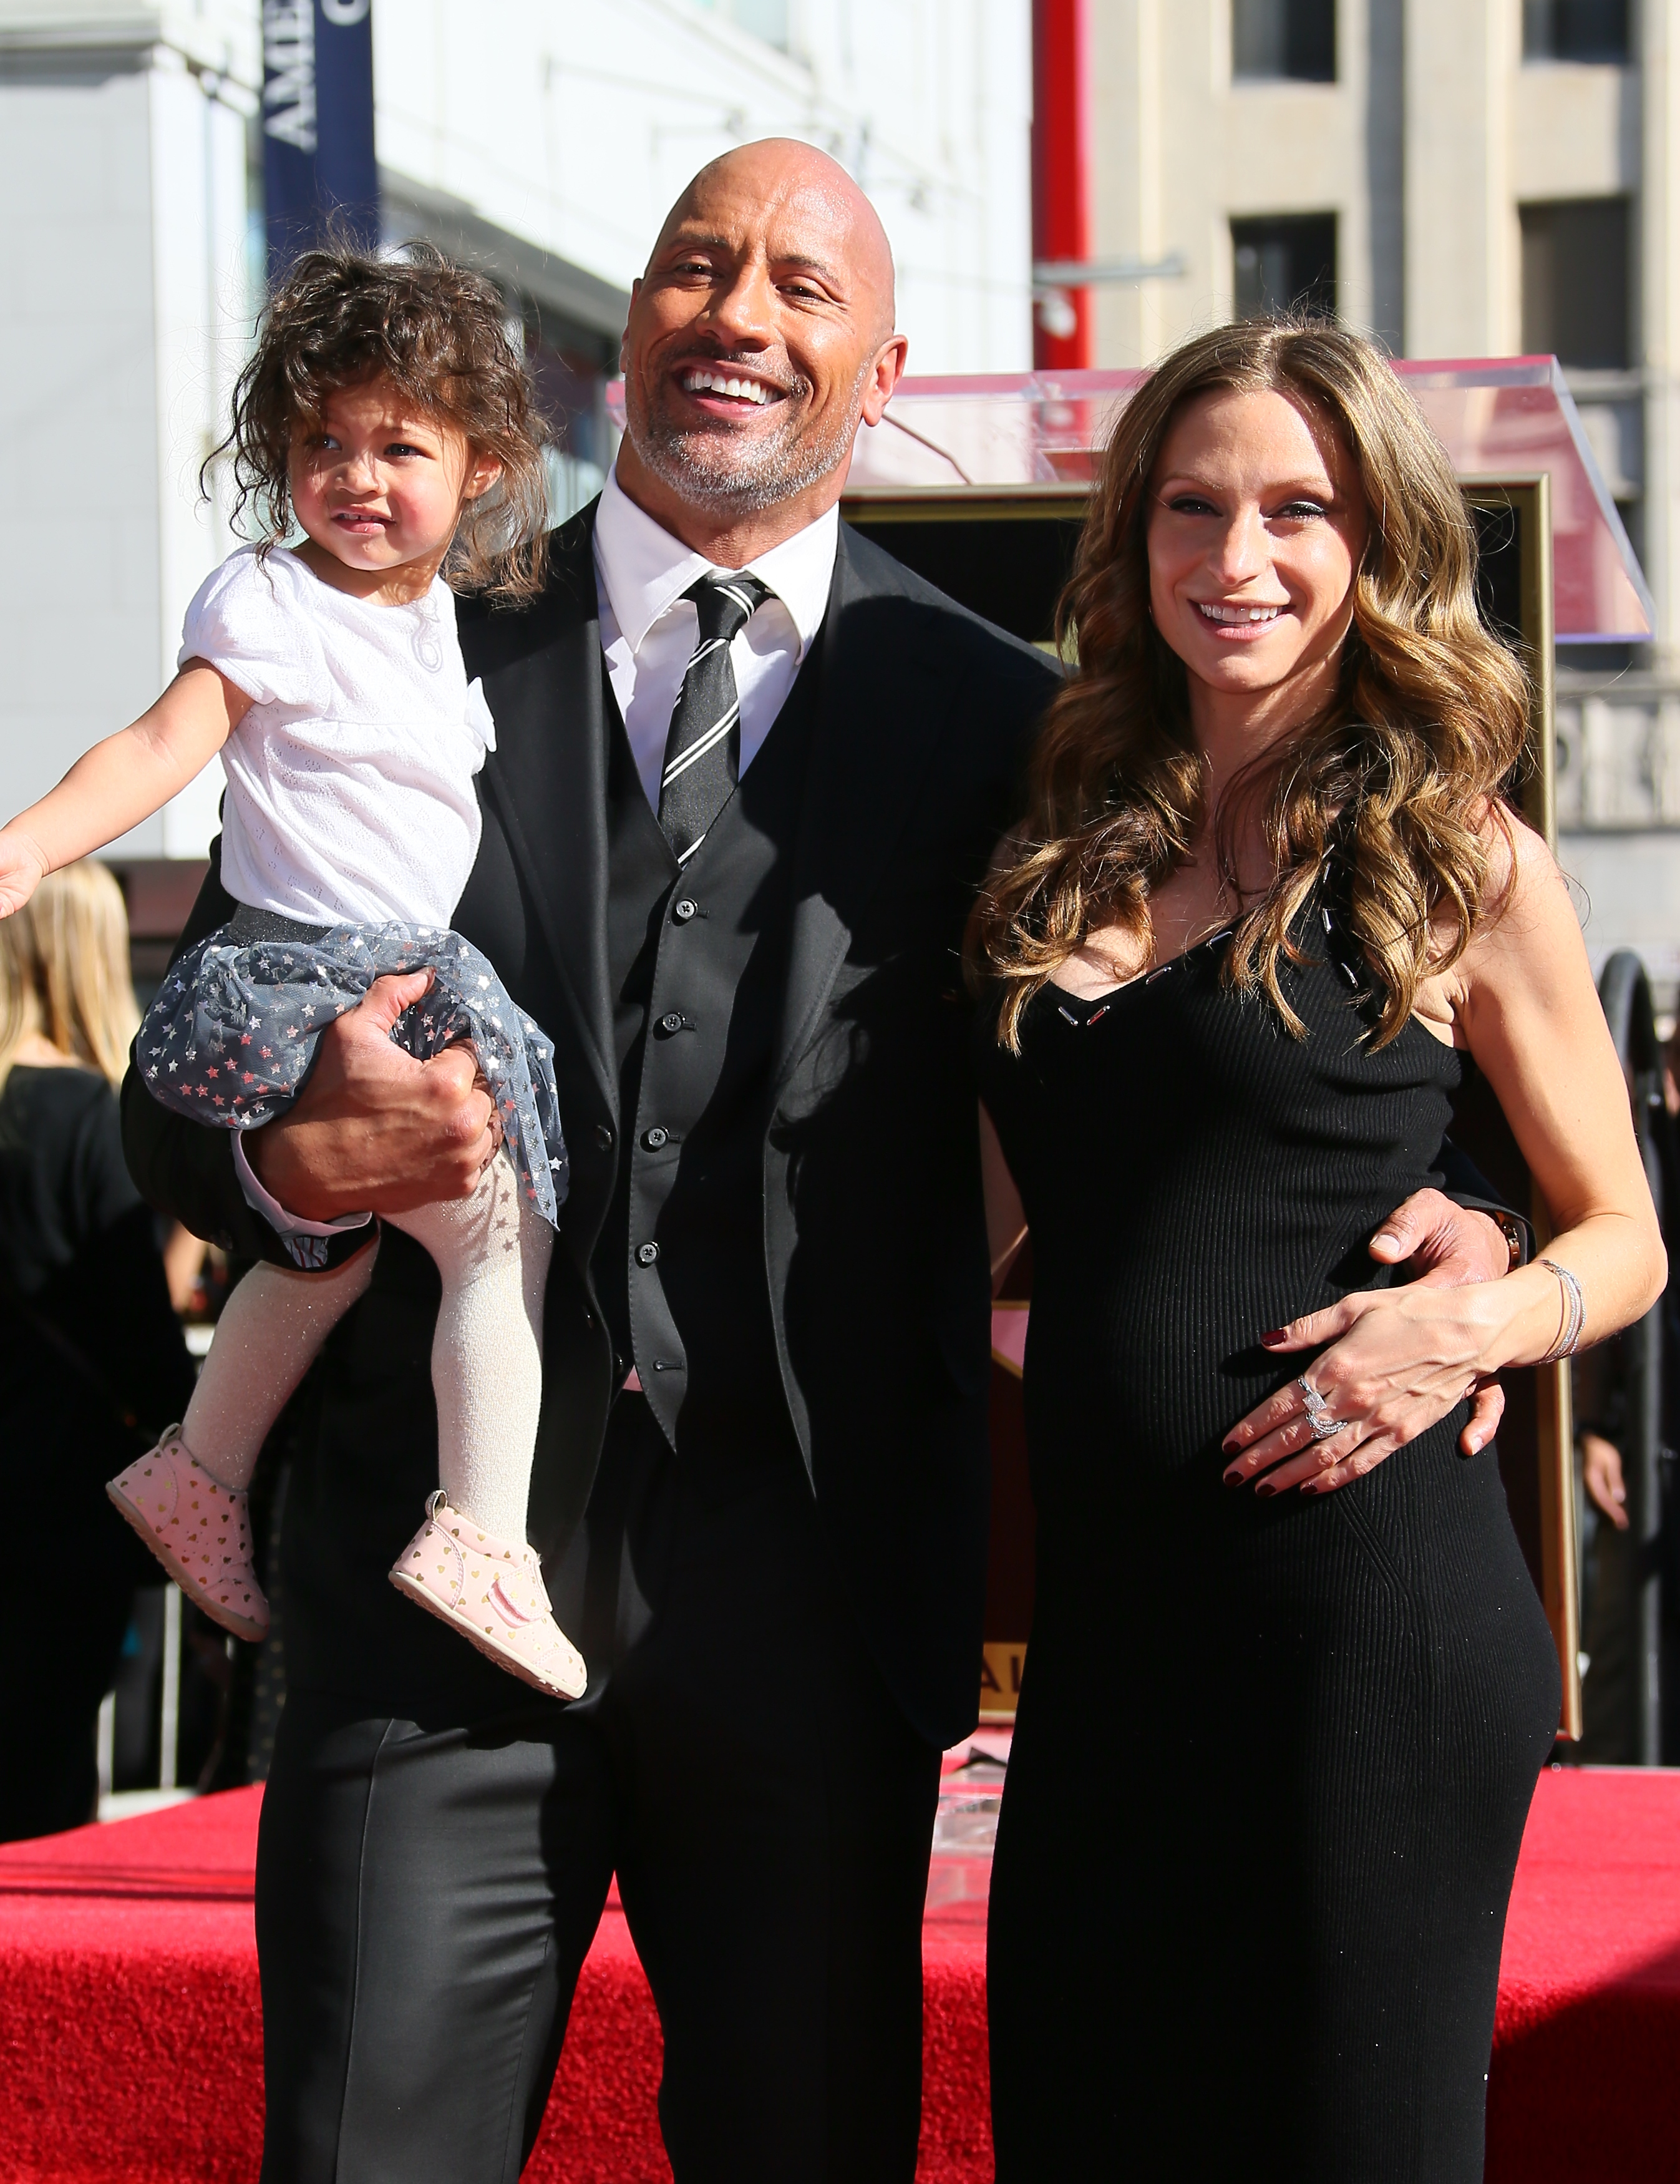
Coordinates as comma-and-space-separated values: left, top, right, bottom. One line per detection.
591, 648, 822, 1468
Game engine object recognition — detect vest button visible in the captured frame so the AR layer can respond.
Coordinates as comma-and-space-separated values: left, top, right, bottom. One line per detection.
644, 1126, 669, 1149
658, 1011, 685, 1035
636, 1242, 659, 1267
593, 1123, 613, 1151
673, 897, 698, 923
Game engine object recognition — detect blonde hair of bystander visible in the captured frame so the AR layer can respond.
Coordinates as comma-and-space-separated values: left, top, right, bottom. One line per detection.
0, 861, 139, 1093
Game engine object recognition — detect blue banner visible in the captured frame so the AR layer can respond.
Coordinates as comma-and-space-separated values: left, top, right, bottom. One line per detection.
262, 0, 379, 273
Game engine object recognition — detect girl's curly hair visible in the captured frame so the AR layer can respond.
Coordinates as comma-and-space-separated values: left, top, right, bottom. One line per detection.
206, 240, 551, 603
968, 318, 1532, 1051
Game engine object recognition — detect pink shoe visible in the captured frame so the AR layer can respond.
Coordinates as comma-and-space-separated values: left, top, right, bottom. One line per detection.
107, 1428, 269, 1643
389, 1493, 586, 1700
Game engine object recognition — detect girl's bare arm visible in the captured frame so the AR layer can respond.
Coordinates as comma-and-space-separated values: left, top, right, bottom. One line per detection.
0, 660, 251, 915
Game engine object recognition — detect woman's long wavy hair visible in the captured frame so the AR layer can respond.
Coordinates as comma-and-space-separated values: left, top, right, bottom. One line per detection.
968, 319, 1532, 1050
207, 240, 551, 603
0, 863, 139, 1095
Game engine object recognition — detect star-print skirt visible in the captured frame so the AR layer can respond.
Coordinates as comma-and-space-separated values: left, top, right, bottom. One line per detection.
138, 907, 570, 1226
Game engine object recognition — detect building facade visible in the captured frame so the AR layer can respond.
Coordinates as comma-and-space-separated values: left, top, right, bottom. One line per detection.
0, 0, 1032, 942
1079, 0, 1678, 1003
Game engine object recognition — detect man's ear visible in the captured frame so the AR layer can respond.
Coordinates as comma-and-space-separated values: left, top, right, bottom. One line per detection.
619, 279, 643, 376
859, 333, 909, 430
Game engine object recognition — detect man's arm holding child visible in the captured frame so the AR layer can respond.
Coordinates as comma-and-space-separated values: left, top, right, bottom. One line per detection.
121, 847, 498, 1264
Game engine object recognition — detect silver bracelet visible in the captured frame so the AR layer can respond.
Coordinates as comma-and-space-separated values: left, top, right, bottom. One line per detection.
1537, 1257, 1585, 1364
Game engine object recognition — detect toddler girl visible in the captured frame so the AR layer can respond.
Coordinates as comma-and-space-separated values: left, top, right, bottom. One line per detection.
0, 245, 586, 1699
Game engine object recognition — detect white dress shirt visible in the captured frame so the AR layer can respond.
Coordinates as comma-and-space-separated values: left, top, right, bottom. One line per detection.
592, 464, 840, 809
238, 464, 842, 1247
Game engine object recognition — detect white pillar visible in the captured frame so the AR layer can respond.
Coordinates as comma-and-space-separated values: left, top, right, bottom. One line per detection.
147, 56, 256, 859
1404, 0, 1518, 357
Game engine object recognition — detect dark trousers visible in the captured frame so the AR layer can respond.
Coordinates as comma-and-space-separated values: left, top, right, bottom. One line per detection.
0, 1402, 141, 1843
255, 1398, 942, 2182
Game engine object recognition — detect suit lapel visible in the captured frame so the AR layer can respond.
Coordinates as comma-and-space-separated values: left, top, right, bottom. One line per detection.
469, 512, 949, 1115
772, 525, 948, 1091
467, 509, 618, 1122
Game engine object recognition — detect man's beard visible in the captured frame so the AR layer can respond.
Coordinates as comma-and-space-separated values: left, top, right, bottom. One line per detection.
626, 356, 870, 516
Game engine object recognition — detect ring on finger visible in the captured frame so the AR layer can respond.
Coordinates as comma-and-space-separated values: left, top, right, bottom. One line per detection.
1297, 1377, 1343, 1442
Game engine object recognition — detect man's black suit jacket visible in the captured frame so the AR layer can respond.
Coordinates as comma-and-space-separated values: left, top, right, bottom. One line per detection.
122, 506, 1062, 1750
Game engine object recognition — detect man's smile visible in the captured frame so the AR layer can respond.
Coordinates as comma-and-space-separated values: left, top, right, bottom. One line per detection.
673, 361, 791, 416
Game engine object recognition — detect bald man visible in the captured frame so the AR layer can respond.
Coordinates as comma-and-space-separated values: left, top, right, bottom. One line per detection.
123, 142, 1060, 2181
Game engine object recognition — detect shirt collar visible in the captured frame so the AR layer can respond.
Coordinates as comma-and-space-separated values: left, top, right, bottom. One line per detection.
593, 462, 839, 659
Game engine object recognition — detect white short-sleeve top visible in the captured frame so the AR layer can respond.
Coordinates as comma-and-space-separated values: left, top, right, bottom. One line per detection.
180, 545, 496, 929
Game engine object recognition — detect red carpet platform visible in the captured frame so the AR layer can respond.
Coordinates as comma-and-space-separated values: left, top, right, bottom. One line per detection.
1, 1764, 1675, 2182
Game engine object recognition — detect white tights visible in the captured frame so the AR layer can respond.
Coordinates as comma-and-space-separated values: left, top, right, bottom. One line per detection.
180, 1150, 553, 1544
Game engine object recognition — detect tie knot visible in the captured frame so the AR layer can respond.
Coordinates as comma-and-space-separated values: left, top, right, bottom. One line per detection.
686, 571, 770, 644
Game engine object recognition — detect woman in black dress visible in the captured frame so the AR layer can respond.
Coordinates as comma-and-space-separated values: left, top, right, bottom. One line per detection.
970, 323, 1666, 2181
0, 862, 195, 1839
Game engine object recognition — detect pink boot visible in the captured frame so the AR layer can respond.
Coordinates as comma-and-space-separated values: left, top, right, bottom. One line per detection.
107, 1428, 269, 1643
389, 1493, 586, 1700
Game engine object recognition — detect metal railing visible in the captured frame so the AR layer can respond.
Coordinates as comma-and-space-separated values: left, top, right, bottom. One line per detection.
1595, 950, 1668, 1763
94, 1582, 190, 1820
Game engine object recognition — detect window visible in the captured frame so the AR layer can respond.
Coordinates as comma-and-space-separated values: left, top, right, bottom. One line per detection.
1231, 214, 1337, 320
693, 0, 789, 49
1520, 198, 1631, 368
1522, 0, 1629, 61
1232, 0, 1336, 82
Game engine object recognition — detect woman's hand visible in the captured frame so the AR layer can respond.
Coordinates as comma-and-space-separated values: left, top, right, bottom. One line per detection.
1220, 1282, 1496, 1496
1222, 1188, 1512, 1491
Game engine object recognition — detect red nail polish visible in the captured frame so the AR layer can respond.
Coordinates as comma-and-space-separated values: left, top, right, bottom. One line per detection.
1255, 1479, 1277, 1498
1261, 1329, 1287, 1345
1223, 1468, 1245, 1488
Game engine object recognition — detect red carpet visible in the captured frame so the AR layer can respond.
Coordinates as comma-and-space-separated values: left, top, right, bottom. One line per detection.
1487, 1767, 1680, 2183
1, 1765, 1676, 2180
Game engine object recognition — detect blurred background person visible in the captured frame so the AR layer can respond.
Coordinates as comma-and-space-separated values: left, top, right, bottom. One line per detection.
1574, 1007, 1680, 1762
0, 861, 195, 1841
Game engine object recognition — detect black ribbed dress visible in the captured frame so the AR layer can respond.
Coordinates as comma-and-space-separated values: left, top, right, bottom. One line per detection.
974, 919, 1560, 2183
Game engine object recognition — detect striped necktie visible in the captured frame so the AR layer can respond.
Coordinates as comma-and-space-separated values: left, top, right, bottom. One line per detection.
657, 572, 771, 863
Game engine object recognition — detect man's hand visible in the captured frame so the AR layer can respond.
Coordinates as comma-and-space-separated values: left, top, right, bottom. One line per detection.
1368, 1189, 1510, 1287
1220, 1187, 1512, 1495
246, 971, 498, 1222
1369, 1188, 1508, 1457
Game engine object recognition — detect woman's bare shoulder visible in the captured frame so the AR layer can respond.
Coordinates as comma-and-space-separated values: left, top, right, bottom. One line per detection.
1456, 802, 1588, 1002
1472, 802, 1571, 931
